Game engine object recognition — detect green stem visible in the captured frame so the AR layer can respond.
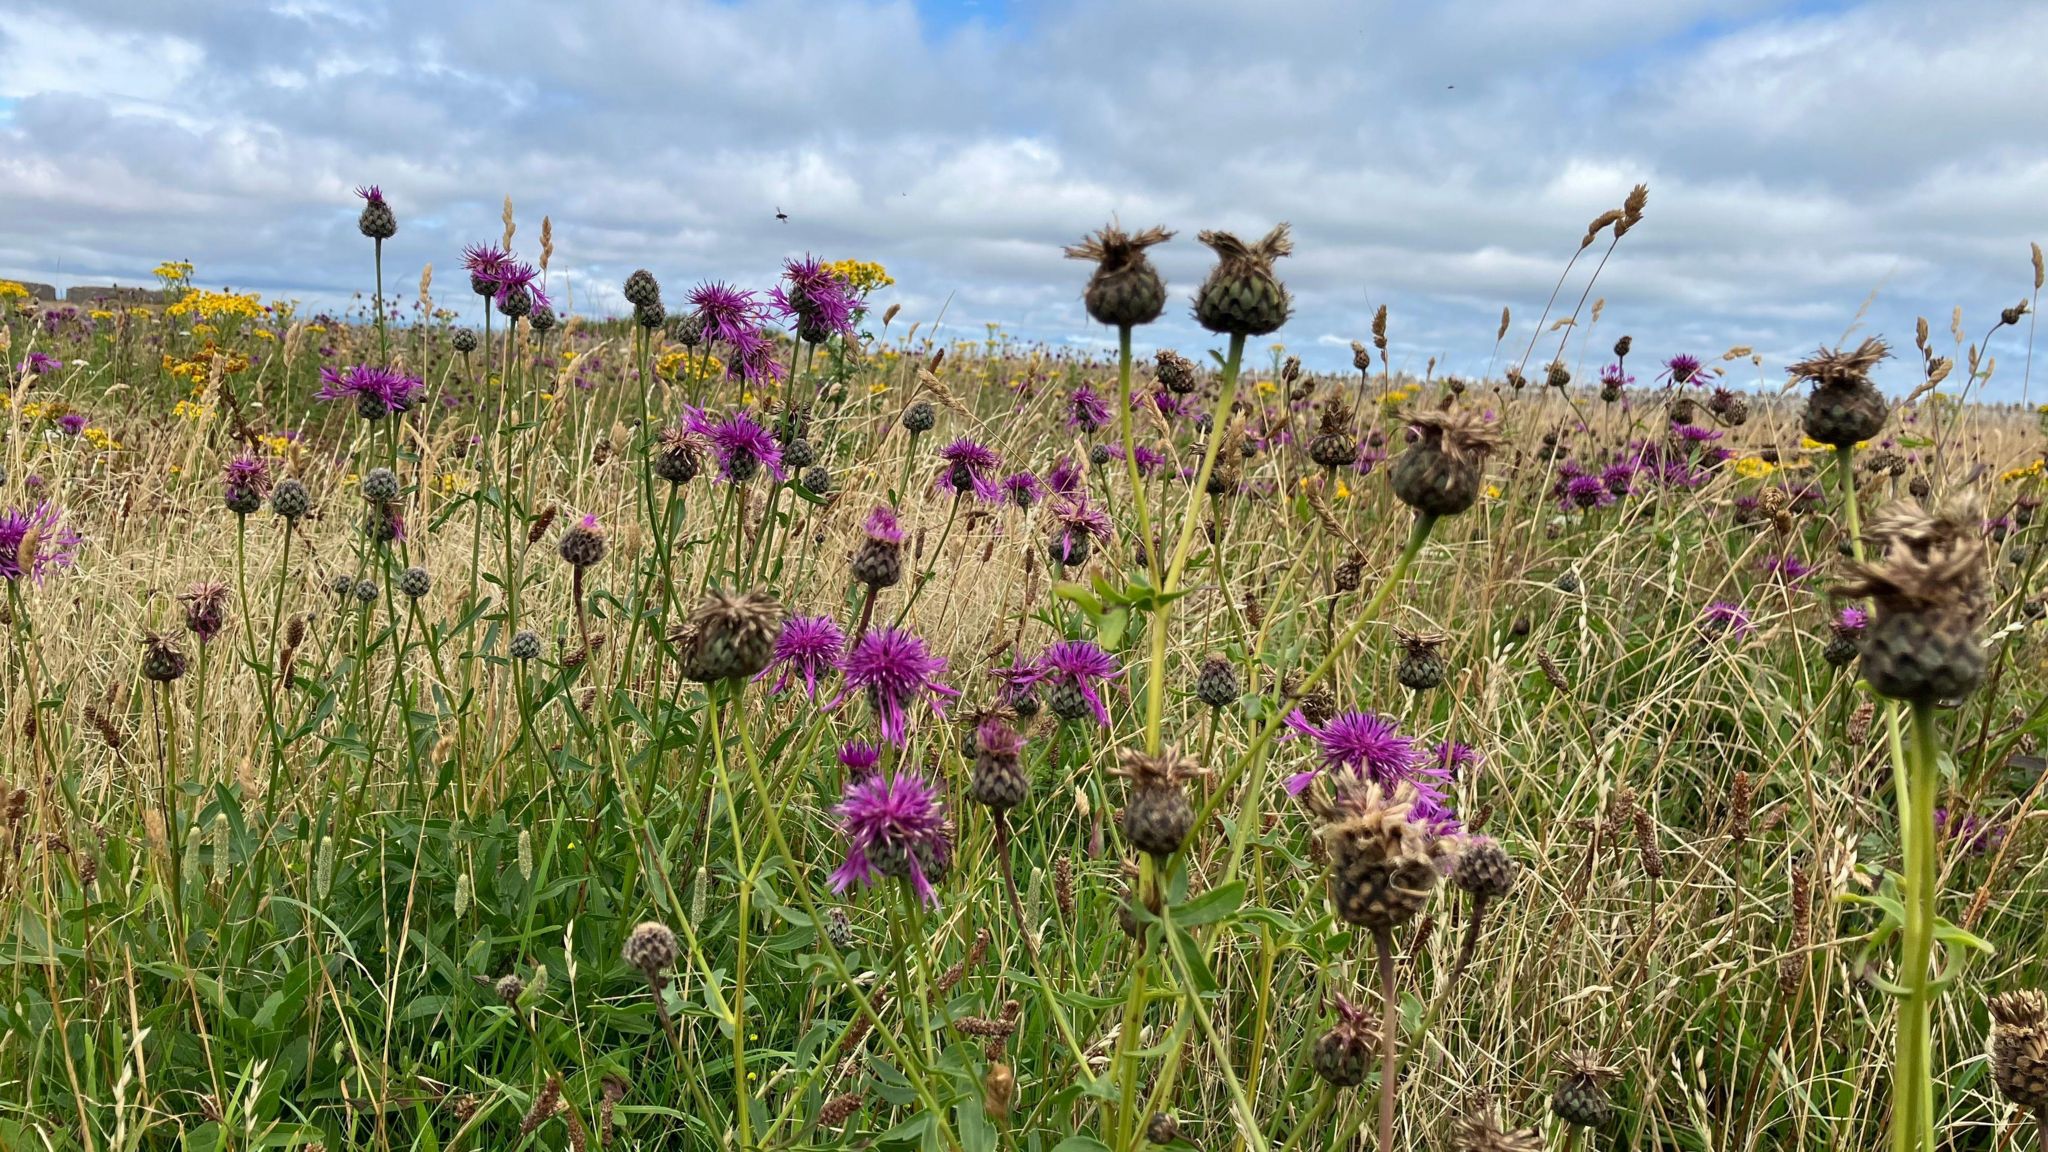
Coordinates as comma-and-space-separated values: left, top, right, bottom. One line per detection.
1898, 700, 1942, 1152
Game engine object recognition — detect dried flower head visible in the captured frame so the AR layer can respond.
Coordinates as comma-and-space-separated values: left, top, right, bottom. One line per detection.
1834, 501, 1989, 701
1391, 407, 1506, 517
1066, 222, 1175, 328
1193, 224, 1293, 337
674, 588, 787, 684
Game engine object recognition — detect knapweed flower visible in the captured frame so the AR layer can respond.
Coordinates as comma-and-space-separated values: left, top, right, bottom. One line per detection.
775, 255, 859, 344
936, 437, 1002, 501
0, 501, 79, 582
829, 770, 953, 905
685, 407, 784, 484
17, 351, 62, 377
462, 243, 512, 295
1032, 639, 1119, 725
1067, 386, 1111, 434
1431, 740, 1481, 782
1000, 470, 1042, 510
759, 614, 845, 700
990, 653, 1042, 711
1699, 600, 1753, 642
1045, 455, 1086, 497
1660, 354, 1706, 387
1600, 462, 1637, 497
722, 325, 788, 385
179, 579, 231, 644
838, 740, 882, 780
482, 259, 548, 316
1758, 554, 1814, 585
1934, 808, 2008, 856
1834, 605, 1871, 636
223, 454, 272, 515
1558, 473, 1614, 511
1669, 423, 1724, 447
317, 364, 423, 419
1044, 491, 1115, 567
57, 412, 87, 436
1281, 709, 1432, 800
355, 185, 396, 240
688, 281, 771, 346
831, 627, 959, 746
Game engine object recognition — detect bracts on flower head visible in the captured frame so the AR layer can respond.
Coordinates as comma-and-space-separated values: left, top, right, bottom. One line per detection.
1791, 337, 1890, 449
1065, 223, 1174, 329
1833, 500, 1989, 702
672, 588, 786, 684
1304, 778, 1456, 932
827, 626, 959, 746
1112, 746, 1209, 860
1390, 406, 1505, 518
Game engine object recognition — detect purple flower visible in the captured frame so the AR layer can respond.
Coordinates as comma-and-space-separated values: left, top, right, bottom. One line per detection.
1431, 740, 1481, 782
1354, 444, 1390, 476
1600, 462, 1637, 497
0, 502, 80, 582
1933, 808, 2007, 856
482, 258, 549, 312
57, 412, 87, 436
1669, 423, 1723, 446
829, 770, 953, 906
863, 504, 904, 544
462, 243, 513, 293
1280, 709, 1432, 799
685, 407, 784, 483
1046, 492, 1115, 561
317, 364, 423, 418
774, 256, 859, 343
1032, 640, 1119, 726
990, 654, 1041, 709
1000, 470, 1042, 509
1066, 386, 1111, 433
830, 627, 959, 746
1700, 600, 1752, 641
936, 438, 1003, 501
688, 281, 771, 346
838, 740, 883, 779
722, 325, 788, 385
1758, 554, 1813, 585
17, 352, 61, 377
1045, 455, 1086, 497
1130, 445, 1166, 478
1558, 474, 1614, 511
1833, 606, 1870, 636
1599, 363, 1634, 391
1661, 354, 1706, 387
224, 454, 272, 506
759, 614, 845, 700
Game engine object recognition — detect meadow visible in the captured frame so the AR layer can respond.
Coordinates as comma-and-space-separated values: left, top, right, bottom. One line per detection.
0, 185, 2044, 1152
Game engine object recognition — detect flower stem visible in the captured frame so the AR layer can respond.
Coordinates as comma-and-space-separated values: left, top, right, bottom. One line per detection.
1898, 699, 1943, 1152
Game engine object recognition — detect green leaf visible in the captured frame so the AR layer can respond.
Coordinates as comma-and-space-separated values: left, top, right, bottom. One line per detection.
1932, 919, 1996, 955
1172, 880, 1246, 928
1052, 582, 1103, 614
1052, 1137, 1113, 1152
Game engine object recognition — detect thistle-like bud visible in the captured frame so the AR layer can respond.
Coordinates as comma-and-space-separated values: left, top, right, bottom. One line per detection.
1112, 747, 1209, 859
1310, 996, 1374, 1087
1193, 225, 1293, 337
1989, 989, 2048, 1111
1834, 502, 1989, 702
672, 588, 786, 683
1792, 337, 1890, 449
622, 921, 679, 979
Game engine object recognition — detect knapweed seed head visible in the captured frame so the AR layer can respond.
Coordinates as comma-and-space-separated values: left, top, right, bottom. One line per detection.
1792, 337, 1890, 449
1988, 989, 2048, 1111
1193, 224, 1293, 337
1113, 746, 1208, 858
1310, 995, 1374, 1088
1835, 501, 1989, 701
1551, 1053, 1621, 1130
1066, 223, 1174, 329
179, 580, 230, 644
622, 921, 679, 979
1451, 1110, 1545, 1152
141, 631, 188, 683
1309, 778, 1448, 931
1391, 407, 1505, 517
674, 588, 787, 684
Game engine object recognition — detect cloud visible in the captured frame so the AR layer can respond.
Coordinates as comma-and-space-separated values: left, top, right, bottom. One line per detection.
1, 0, 2043, 396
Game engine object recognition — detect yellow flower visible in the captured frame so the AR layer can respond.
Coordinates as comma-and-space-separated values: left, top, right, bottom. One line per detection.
1334, 480, 1351, 500
1484, 483, 1503, 500
83, 427, 122, 451
438, 471, 477, 494
1734, 456, 1777, 480
89, 309, 115, 322
253, 329, 276, 341
823, 259, 894, 294
2000, 459, 2045, 483
0, 281, 30, 300
165, 287, 263, 322
868, 381, 891, 396
173, 399, 213, 422
1255, 379, 1276, 396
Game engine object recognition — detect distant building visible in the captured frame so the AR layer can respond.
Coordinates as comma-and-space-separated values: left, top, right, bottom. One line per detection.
63, 285, 164, 305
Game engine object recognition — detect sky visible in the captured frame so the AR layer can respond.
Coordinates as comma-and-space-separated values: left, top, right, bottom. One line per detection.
1, 0, 2045, 397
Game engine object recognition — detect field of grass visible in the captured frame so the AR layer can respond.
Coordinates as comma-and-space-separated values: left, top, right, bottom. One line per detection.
0, 193, 2044, 1152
